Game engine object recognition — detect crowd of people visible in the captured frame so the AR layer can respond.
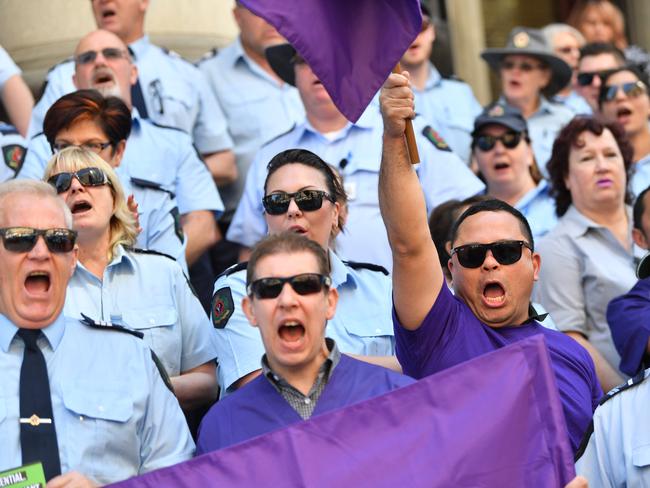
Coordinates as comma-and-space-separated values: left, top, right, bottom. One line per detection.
1, 0, 650, 485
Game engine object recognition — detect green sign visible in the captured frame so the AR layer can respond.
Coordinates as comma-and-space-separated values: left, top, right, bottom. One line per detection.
0, 462, 46, 488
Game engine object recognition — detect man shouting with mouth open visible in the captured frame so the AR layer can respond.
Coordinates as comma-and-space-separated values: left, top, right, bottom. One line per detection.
378, 70, 602, 454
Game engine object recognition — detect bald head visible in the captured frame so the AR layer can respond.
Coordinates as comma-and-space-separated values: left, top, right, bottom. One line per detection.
72, 29, 137, 106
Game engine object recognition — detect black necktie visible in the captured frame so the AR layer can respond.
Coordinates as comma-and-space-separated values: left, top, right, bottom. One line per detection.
18, 329, 61, 481
131, 79, 150, 119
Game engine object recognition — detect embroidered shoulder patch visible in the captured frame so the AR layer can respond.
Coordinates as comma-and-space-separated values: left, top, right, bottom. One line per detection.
212, 287, 234, 329
2, 144, 25, 173
421, 126, 451, 152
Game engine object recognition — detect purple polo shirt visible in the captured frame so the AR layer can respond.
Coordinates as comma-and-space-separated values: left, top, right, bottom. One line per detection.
394, 283, 602, 452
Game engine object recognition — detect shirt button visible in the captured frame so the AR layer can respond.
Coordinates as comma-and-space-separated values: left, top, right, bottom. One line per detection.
304, 398, 311, 405
98, 405, 105, 412
375, 328, 381, 334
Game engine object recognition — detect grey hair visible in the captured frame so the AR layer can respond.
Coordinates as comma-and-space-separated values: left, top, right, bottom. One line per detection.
542, 23, 586, 48
0, 179, 74, 228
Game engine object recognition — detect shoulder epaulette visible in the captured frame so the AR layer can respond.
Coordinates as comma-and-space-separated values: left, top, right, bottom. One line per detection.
130, 177, 175, 198
30, 131, 45, 142
217, 261, 248, 281
47, 56, 74, 74
80, 312, 144, 339
343, 260, 389, 275
129, 247, 177, 262
160, 46, 194, 65
261, 124, 296, 148
574, 369, 648, 461
422, 125, 452, 152
0, 123, 19, 136
197, 48, 219, 65
149, 121, 190, 135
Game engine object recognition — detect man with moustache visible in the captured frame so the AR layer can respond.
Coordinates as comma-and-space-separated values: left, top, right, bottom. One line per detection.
378, 70, 601, 453
19, 30, 223, 279
195, 232, 414, 453
28, 0, 235, 179
0, 180, 193, 486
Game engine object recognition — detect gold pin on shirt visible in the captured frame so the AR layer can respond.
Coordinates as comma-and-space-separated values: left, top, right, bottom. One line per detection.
19, 414, 52, 426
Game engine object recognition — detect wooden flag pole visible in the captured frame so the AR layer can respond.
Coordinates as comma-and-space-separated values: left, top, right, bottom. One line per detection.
392, 63, 420, 164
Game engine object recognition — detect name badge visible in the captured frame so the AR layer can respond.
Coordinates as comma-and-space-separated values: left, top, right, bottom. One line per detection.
0, 462, 46, 488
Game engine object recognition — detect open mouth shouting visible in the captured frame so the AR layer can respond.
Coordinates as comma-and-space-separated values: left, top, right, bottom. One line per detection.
482, 281, 506, 308
25, 271, 51, 296
70, 199, 93, 215
278, 320, 306, 350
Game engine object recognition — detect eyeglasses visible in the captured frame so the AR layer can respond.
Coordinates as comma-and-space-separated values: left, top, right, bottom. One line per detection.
576, 70, 615, 87
500, 60, 544, 72
262, 190, 335, 215
47, 167, 111, 194
75, 48, 128, 65
473, 132, 523, 152
247, 273, 332, 299
450, 240, 533, 268
600, 80, 647, 102
0, 227, 77, 253
52, 141, 112, 154
556, 46, 579, 55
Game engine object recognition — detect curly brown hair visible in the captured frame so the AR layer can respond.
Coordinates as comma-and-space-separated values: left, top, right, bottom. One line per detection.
547, 116, 634, 217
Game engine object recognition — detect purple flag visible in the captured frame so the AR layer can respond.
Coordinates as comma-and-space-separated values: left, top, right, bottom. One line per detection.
239, 0, 422, 122
108, 335, 575, 487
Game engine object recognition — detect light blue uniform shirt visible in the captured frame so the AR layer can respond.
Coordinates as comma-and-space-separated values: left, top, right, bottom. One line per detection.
0, 123, 25, 182
27, 36, 232, 155
0, 312, 194, 485
631, 153, 650, 198
514, 180, 558, 239
413, 64, 482, 163
197, 37, 305, 214
576, 370, 650, 486
0, 45, 20, 91
212, 250, 395, 392
64, 245, 217, 376
499, 96, 575, 179
553, 90, 592, 116
19, 110, 224, 216
227, 106, 484, 271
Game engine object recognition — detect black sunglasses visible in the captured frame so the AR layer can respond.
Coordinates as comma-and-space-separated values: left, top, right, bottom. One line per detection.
576, 69, 615, 87
262, 190, 335, 216
0, 227, 77, 253
75, 47, 128, 65
450, 240, 533, 268
600, 80, 647, 102
47, 167, 111, 194
247, 273, 332, 299
474, 132, 523, 152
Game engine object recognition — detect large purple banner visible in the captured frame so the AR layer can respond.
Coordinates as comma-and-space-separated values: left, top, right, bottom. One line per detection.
238, 0, 422, 123
109, 335, 575, 487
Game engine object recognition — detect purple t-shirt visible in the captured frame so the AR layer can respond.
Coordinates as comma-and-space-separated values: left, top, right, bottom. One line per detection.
394, 283, 602, 452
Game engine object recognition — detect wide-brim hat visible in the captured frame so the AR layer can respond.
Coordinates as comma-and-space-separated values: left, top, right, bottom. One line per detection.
266, 43, 297, 87
637, 252, 650, 279
481, 27, 572, 97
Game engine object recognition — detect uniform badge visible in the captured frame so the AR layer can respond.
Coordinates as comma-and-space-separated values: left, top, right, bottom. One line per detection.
212, 287, 234, 329
488, 105, 505, 117
422, 126, 451, 152
2, 144, 25, 172
513, 31, 529, 48
170, 207, 185, 243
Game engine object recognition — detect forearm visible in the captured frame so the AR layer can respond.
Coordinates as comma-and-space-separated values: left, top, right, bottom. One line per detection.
181, 210, 220, 266
204, 150, 238, 187
171, 362, 219, 410
2, 75, 34, 137
345, 354, 402, 373
566, 331, 623, 392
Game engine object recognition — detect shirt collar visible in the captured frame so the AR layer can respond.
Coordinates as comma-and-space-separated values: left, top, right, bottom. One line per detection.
299, 106, 378, 141
423, 63, 442, 90
329, 250, 355, 289
516, 180, 549, 208
130, 108, 143, 133
562, 205, 633, 239
636, 153, 650, 166
497, 95, 554, 118
0, 312, 66, 353
527, 303, 548, 323
128, 35, 150, 61
75, 244, 135, 277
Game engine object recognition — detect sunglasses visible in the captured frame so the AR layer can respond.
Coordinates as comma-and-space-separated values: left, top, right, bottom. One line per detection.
0, 227, 77, 253
450, 240, 533, 268
247, 273, 332, 299
474, 132, 523, 152
576, 70, 615, 87
600, 80, 647, 102
75, 47, 128, 65
47, 167, 111, 194
262, 190, 335, 216
500, 60, 544, 72
52, 141, 112, 154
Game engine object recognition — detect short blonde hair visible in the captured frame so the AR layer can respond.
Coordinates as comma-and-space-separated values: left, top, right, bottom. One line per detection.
43, 146, 137, 260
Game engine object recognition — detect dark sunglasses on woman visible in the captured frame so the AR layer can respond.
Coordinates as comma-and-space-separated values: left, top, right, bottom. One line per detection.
47, 167, 111, 194
247, 273, 332, 299
600, 80, 647, 103
473, 132, 523, 152
450, 240, 533, 268
262, 190, 335, 215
